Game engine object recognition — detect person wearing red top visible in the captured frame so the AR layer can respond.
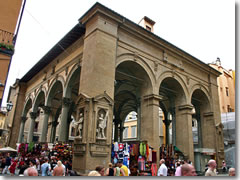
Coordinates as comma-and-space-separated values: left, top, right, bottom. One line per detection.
9, 159, 17, 176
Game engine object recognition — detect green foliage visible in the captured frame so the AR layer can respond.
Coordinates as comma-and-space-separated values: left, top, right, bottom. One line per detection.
0, 42, 14, 51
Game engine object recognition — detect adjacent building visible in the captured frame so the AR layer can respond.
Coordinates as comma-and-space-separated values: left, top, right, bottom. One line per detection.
0, 0, 25, 147
209, 58, 235, 169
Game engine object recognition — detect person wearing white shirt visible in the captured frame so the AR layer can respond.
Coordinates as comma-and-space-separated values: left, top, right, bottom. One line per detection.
157, 159, 168, 176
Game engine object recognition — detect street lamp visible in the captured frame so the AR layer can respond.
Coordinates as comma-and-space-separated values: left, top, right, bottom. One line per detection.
6, 101, 13, 112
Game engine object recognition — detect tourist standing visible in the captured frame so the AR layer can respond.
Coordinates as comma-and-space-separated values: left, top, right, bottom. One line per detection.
41, 157, 51, 176
52, 161, 64, 176
174, 161, 181, 176
205, 159, 217, 176
105, 163, 115, 176
115, 162, 125, 176
228, 168, 235, 176
9, 158, 17, 176
95, 165, 105, 176
157, 159, 168, 176
2, 153, 11, 174
18, 161, 28, 176
118, 160, 129, 176
0, 157, 6, 174
23, 167, 38, 176
181, 164, 197, 176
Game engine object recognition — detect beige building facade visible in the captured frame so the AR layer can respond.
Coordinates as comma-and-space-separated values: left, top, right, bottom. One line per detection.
0, 0, 24, 106
6, 3, 224, 174
209, 58, 235, 113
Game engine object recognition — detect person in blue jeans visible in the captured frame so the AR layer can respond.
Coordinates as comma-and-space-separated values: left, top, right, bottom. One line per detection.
2, 153, 11, 174
41, 157, 51, 176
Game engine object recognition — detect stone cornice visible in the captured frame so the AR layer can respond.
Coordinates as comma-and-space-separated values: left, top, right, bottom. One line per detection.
79, 3, 221, 78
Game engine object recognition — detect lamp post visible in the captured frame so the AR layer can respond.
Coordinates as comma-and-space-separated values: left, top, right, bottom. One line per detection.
6, 101, 13, 112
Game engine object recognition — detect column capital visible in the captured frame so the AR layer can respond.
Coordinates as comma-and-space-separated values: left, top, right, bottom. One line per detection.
203, 112, 214, 117
29, 112, 38, 119
21, 116, 28, 122
178, 104, 194, 111
42, 106, 52, 114
143, 94, 164, 101
62, 97, 72, 106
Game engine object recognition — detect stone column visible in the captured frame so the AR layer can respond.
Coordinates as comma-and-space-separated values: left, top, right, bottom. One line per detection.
119, 122, 124, 142
171, 107, 176, 146
59, 97, 71, 142
137, 100, 141, 141
141, 94, 163, 166
50, 121, 58, 143
27, 112, 37, 143
113, 120, 119, 142
40, 106, 51, 142
176, 104, 194, 163
17, 116, 27, 143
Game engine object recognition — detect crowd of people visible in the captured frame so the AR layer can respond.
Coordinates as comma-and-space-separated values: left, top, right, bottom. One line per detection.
88, 159, 235, 177
0, 152, 235, 176
0, 152, 75, 176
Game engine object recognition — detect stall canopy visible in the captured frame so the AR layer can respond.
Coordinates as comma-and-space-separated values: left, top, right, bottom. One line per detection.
0, 147, 17, 152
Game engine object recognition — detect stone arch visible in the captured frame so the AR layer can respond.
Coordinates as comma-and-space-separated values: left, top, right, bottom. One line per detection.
190, 83, 213, 162
46, 77, 64, 107
190, 83, 211, 109
114, 56, 154, 142
157, 70, 189, 102
116, 53, 155, 91
32, 90, 46, 112
63, 63, 81, 98
22, 97, 33, 117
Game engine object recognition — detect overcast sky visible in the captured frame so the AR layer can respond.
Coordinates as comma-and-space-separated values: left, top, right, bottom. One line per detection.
2, 0, 235, 106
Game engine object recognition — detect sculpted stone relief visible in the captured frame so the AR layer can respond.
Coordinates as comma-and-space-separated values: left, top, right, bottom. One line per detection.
75, 109, 84, 138
96, 109, 108, 139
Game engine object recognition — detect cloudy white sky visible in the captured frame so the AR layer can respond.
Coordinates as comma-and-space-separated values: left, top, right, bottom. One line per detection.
2, 0, 235, 105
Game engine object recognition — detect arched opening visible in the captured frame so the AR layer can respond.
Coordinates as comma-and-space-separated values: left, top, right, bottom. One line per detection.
46, 80, 63, 143
114, 60, 152, 142
191, 88, 211, 173
159, 77, 187, 146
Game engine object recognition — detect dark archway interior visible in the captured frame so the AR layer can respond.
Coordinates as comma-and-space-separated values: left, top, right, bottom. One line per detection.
114, 61, 151, 142
159, 77, 186, 145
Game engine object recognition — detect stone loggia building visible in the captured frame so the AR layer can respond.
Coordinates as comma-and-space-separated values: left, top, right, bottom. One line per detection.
6, 3, 224, 174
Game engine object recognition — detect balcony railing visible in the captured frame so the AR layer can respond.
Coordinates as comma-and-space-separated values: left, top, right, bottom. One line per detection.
0, 29, 15, 56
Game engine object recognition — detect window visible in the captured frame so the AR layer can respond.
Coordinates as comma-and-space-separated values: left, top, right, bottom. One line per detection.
226, 87, 229, 96
123, 127, 128, 139
131, 126, 137, 138
227, 105, 232, 112
146, 25, 151, 31
34, 122, 39, 132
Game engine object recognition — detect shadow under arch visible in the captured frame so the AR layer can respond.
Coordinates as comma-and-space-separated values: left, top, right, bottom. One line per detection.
32, 90, 45, 112
114, 58, 153, 142
63, 64, 81, 99
22, 98, 33, 117
116, 53, 155, 91
190, 86, 213, 173
157, 70, 189, 103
